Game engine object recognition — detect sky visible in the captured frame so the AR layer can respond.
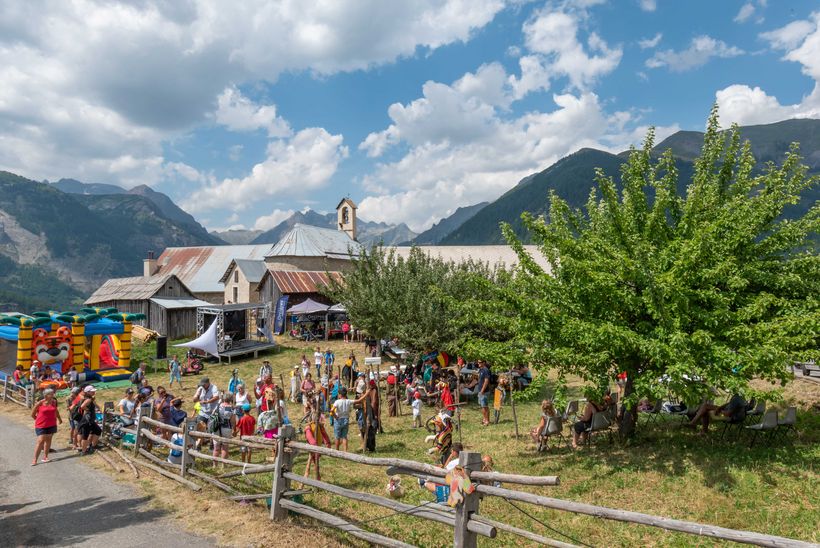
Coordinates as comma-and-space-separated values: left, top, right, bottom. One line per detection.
1, 1, 819, 234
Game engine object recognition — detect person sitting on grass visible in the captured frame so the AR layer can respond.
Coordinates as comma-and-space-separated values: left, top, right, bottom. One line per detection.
687, 393, 747, 434
118, 387, 137, 426
530, 399, 558, 447
572, 391, 611, 449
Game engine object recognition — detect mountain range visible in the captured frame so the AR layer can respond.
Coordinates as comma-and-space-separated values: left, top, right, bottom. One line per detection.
1, 118, 817, 312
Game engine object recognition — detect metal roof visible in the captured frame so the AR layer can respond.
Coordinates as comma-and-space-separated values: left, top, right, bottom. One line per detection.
218, 259, 267, 284
389, 245, 553, 273
85, 274, 183, 304
156, 244, 272, 293
149, 297, 212, 310
267, 270, 342, 294
266, 224, 363, 259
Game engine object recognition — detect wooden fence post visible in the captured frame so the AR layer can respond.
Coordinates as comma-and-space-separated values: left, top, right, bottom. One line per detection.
181, 418, 196, 478
2, 377, 8, 401
25, 384, 32, 407
454, 451, 482, 548
133, 415, 144, 456
271, 424, 295, 521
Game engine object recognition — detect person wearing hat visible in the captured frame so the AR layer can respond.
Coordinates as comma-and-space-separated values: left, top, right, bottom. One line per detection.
78, 385, 101, 455
31, 387, 62, 465
258, 360, 272, 382
352, 379, 380, 452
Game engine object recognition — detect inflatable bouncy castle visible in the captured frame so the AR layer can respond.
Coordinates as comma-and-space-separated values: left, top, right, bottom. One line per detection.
0, 308, 145, 383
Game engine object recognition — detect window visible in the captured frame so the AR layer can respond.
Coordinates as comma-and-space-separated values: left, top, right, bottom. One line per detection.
233, 287, 238, 303
342, 206, 349, 224
234, 270, 239, 283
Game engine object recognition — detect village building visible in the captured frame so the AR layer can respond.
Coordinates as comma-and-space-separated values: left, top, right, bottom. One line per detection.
219, 259, 268, 304
84, 274, 210, 339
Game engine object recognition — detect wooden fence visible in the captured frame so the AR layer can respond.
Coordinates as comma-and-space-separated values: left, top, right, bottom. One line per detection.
104, 414, 815, 548
1, 378, 34, 408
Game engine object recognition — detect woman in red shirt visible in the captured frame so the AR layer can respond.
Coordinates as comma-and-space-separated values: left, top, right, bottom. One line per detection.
31, 388, 62, 465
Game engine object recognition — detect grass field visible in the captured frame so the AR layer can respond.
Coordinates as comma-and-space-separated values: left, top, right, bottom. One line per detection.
6, 337, 819, 547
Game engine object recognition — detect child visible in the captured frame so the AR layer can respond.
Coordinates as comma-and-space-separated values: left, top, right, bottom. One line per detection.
412, 391, 422, 428
168, 355, 182, 389
66, 366, 78, 388
290, 366, 300, 403
323, 348, 335, 378
235, 407, 257, 463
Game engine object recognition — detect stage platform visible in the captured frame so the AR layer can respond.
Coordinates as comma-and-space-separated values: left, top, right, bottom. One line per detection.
218, 341, 278, 364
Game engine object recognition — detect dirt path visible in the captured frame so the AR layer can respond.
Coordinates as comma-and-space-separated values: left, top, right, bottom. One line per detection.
0, 414, 212, 547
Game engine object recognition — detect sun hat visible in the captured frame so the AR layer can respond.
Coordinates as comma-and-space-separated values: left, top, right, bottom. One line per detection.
83, 385, 96, 393
42, 388, 54, 395
414, 391, 421, 399
199, 377, 210, 386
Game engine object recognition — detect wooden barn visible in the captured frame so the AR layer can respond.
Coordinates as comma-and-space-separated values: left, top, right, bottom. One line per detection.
84, 274, 210, 339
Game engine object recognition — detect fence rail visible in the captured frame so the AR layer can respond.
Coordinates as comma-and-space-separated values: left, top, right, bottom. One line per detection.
1, 378, 34, 408
99, 411, 816, 548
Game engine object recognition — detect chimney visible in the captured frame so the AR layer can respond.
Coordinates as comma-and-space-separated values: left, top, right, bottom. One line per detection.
143, 250, 157, 277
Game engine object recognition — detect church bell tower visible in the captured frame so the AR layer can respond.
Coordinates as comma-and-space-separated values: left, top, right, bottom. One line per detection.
336, 197, 358, 241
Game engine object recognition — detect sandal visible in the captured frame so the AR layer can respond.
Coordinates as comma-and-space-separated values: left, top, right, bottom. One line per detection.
41, 457, 50, 463
31, 461, 37, 466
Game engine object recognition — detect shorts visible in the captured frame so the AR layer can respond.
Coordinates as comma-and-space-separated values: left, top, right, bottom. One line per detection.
264, 428, 278, 439
333, 417, 349, 439
78, 422, 102, 439
35, 425, 57, 436
68, 418, 76, 430
170, 371, 181, 382
197, 414, 210, 424
240, 446, 250, 454
574, 420, 591, 435
478, 392, 489, 408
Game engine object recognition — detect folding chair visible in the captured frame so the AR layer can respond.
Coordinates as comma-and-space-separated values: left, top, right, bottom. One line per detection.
745, 410, 778, 448
537, 416, 568, 452
774, 406, 797, 443
744, 399, 765, 425
719, 410, 747, 441
584, 411, 612, 447
562, 400, 580, 423
640, 400, 662, 427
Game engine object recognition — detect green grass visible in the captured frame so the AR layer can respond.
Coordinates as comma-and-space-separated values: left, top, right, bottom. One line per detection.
96, 338, 820, 547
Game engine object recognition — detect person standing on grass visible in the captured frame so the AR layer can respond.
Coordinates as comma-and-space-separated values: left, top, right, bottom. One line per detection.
168, 355, 182, 389
31, 388, 62, 465
290, 366, 300, 403
234, 406, 256, 463
212, 393, 237, 467
477, 360, 492, 426
412, 391, 422, 428
342, 320, 351, 343
131, 361, 147, 387
193, 377, 219, 447
259, 360, 272, 381
353, 379, 379, 452
313, 346, 323, 378
331, 387, 352, 451
300, 353, 310, 380
323, 348, 335, 378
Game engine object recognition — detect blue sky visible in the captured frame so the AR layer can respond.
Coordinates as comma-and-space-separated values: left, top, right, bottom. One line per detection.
1, 1, 818, 233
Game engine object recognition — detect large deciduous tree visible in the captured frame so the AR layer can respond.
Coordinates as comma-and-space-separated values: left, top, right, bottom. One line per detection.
496, 109, 818, 433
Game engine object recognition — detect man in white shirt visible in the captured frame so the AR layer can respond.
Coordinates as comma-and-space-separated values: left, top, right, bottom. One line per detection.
193, 377, 219, 424
313, 346, 323, 378
331, 387, 352, 452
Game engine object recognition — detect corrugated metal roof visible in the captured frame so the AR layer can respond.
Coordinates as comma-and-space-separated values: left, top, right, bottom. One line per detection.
156, 244, 272, 293
389, 245, 553, 273
266, 224, 363, 259
218, 259, 267, 284
85, 274, 178, 304
149, 297, 212, 310
268, 270, 342, 294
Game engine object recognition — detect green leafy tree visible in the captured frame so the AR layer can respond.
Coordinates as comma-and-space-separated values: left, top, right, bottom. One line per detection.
490, 109, 818, 434
323, 246, 501, 352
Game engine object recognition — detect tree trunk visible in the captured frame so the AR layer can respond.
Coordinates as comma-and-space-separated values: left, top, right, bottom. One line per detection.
618, 373, 638, 439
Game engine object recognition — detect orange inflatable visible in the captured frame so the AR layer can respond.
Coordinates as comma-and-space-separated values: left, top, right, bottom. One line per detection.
39, 379, 69, 391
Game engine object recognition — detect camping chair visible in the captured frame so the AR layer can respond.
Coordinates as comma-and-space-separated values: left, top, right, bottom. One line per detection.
537, 416, 568, 452
774, 406, 797, 443
745, 410, 778, 448
744, 399, 765, 425
584, 411, 613, 447
641, 400, 663, 427
562, 400, 580, 423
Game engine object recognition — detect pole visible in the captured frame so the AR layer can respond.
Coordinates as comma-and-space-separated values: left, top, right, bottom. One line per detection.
454, 451, 482, 548
181, 418, 195, 478
3, 377, 8, 401
508, 367, 519, 439
133, 415, 144, 456
271, 425, 296, 520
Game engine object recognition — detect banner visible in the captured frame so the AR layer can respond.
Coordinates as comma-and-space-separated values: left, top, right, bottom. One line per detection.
273, 295, 289, 335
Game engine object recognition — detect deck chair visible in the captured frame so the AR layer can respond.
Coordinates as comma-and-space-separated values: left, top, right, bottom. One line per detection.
745, 409, 778, 448
641, 400, 663, 427
774, 406, 797, 443
584, 411, 612, 446
537, 416, 568, 452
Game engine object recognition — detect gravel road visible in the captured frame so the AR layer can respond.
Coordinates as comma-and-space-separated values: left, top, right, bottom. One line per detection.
0, 414, 212, 547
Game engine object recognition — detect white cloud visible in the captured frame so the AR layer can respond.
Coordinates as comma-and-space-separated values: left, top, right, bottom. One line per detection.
0, 0, 507, 187
734, 3, 755, 24
228, 144, 243, 162
213, 87, 291, 137
638, 0, 657, 12
164, 162, 202, 182
254, 209, 296, 231
716, 13, 820, 127
186, 127, 348, 212
520, 10, 622, 90
646, 35, 744, 72
638, 33, 662, 49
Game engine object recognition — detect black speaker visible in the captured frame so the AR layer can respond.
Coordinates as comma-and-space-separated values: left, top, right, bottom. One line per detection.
156, 336, 167, 360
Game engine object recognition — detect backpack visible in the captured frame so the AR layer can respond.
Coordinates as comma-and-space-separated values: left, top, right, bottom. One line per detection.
258, 410, 279, 431
207, 410, 222, 434
129, 370, 140, 384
